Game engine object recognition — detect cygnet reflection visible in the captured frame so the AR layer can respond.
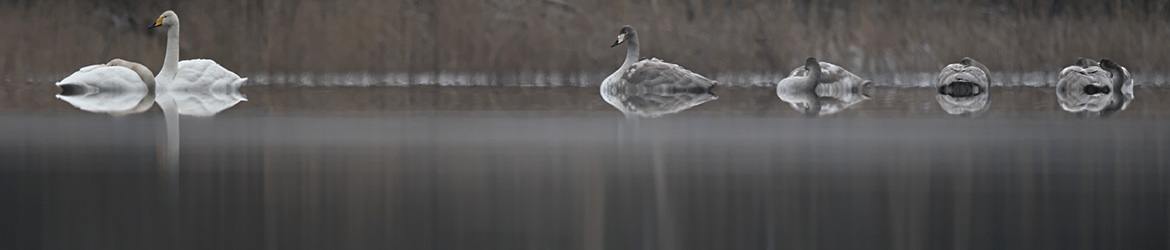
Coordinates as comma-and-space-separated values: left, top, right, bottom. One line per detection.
600, 85, 717, 118
1055, 58, 1133, 117
776, 58, 871, 116
936, 57, 991, 116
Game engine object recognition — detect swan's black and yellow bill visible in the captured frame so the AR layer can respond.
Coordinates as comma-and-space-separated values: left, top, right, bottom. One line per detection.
610, 35, 624, 48
149, 17, 164, 29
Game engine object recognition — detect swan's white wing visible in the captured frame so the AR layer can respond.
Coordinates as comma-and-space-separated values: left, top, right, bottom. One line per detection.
162, 59, 247, 116
171, 59, 248, 92
55, 64, 150, 114
57, 64, 145, 89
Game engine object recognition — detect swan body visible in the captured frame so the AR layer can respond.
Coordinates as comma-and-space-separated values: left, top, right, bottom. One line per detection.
167, 59, 248, 116
936, 57, 991, 116
776, 58, 870, 116
55, 59, 156, 115
602, 25, 717, 117
149, 10, 248, 93
1056, 58, 1133, 115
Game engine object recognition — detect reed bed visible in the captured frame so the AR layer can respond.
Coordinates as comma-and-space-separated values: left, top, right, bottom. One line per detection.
1, 0, 1167, 79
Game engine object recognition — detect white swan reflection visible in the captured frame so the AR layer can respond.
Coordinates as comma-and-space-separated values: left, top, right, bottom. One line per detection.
935, 57, 991, 116
1056, 58, 1133, 117
55, 59, 190, 169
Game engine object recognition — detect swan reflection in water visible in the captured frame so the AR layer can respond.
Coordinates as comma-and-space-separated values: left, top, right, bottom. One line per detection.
56, 66, 247, 117
776, 58, 871, 116
1056, 58, 1134, 117
601, 86, 717, 118
55, 59, 247, 168
936, 57, 991, 117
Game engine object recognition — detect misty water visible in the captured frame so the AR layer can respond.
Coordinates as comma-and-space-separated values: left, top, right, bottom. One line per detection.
3, 73, 1169, 249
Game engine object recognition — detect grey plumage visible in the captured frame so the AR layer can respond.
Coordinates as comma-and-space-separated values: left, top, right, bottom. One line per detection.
936, 57, 991, 116
602, 25, 717, 117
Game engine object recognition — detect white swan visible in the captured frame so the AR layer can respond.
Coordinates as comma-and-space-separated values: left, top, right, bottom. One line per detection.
776, 57, 871, 116
149, 10, 248, 93
57, 57, 246, 117
56, 59, 157, 115
936, 57, 991, 116
601, 25, 717, 117
1056, 58, 1133, 116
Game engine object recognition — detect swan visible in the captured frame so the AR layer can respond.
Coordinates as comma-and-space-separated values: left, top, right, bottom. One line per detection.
601, 25, 717, 117
936, 57, 991, 116
57, 57, 246, 117
776, 57, 871, 116
149, 10, 247, 92
56, 59, 157, 115
1056, 58, 1133, 116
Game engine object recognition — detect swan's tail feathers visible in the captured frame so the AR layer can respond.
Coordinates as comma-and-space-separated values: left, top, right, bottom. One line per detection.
857, 80, 873, 99
232, 77, 249, 88
233, 78, 250, 102
57, 83, 95, 96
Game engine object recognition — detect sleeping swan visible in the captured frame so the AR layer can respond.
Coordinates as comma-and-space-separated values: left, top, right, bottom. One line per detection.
776, 57, 871, 116
56, 59, 157, 115
936, 57, 991, 116
1055, 58, 1133, 116
149, 10, 247, 92
601, 25, 717, 117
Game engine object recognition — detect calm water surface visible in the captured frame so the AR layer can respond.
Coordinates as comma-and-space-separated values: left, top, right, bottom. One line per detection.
2, 77, 1168, 249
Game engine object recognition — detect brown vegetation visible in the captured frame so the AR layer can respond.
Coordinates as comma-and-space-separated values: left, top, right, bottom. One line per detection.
1, 0, 1168, 78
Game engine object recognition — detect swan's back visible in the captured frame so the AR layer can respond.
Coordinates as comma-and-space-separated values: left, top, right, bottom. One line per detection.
58, 64, 148, 90
790, 62, 866, 86
56, 64, 150, 113
616, 58, 717, 92
159, 59, 248, 116
169, 59, 248, 92
787, 62, 869, 96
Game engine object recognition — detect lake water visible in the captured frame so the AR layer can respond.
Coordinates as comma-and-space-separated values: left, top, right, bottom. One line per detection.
2, 73, 1168, 249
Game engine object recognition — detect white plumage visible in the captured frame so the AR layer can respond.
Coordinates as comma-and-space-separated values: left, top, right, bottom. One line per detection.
55, 64, 151, 115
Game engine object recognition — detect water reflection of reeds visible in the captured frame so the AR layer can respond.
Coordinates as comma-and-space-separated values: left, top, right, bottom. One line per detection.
4, 114, 1168, 249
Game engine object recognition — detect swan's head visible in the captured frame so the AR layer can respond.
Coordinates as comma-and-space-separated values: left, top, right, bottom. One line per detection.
149, 10, 178, 29
105, 58, 157, 88
610, 25, 636, 48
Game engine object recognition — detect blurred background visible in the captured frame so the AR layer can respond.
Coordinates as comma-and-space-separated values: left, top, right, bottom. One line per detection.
3, 1, 1170, 249
1, 0, 1169, 78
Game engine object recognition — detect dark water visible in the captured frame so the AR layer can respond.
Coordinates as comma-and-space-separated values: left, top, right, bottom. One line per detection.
2, 81, 1169, 249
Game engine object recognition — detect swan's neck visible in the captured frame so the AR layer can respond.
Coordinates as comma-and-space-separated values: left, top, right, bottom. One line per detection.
159, 23, 180, 81
621, 38, 640, 73
135, 67, 157, 91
